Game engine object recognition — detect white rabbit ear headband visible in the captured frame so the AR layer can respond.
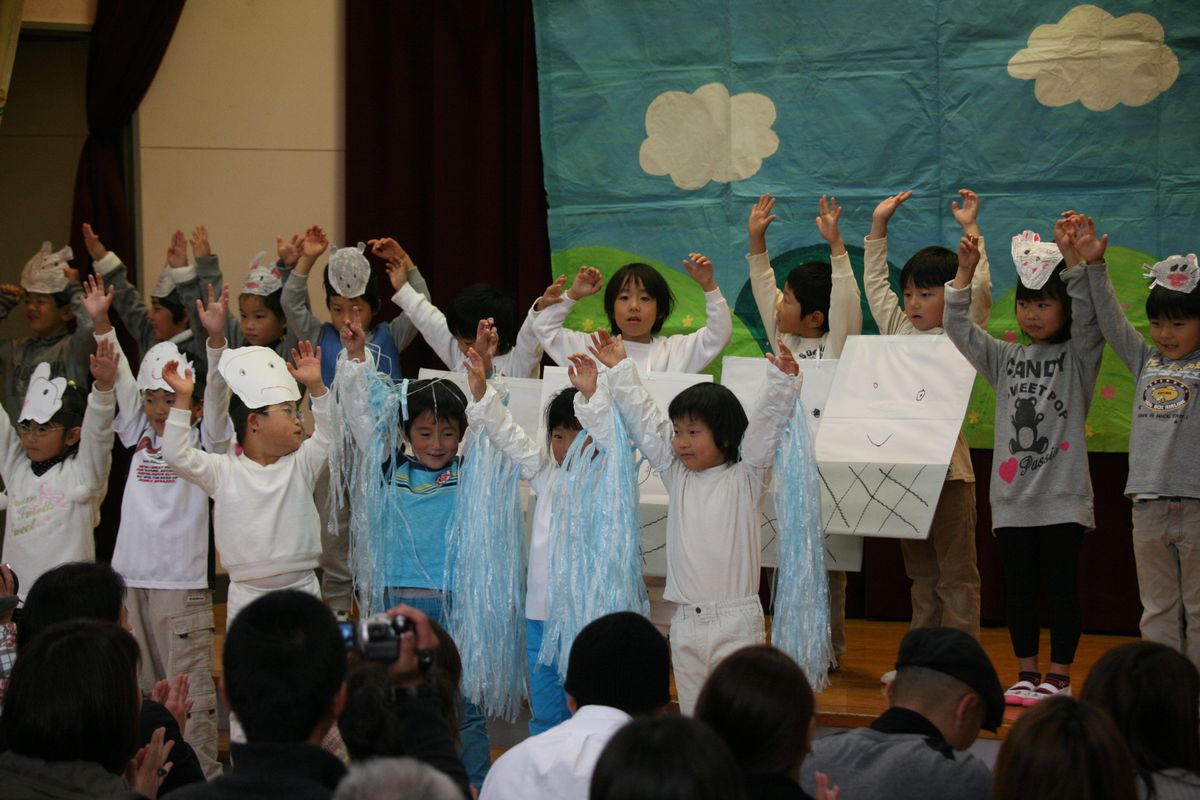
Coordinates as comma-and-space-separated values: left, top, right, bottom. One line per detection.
1143, 254, 1200, 294
242, 251, 283, 296
327, 242, 372, 298
138, 342, 193, 392
21, 241, 73, 294
217, 346, 300, 409
20, 362, 68, 423
1011, 231, 1061, 290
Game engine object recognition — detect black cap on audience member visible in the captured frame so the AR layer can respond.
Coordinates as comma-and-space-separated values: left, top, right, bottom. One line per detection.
563, 611, 670, 716
895, 627, 1005, 732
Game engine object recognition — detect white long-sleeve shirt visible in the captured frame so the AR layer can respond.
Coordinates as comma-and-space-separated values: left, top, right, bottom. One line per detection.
748, 249, 862, 359
600, 357, 799, 605
465, 381, 615, 620
0, 388, 114, 599
531, 288, 733, 374
391, 282, 543, 378
162, 392, 332, 583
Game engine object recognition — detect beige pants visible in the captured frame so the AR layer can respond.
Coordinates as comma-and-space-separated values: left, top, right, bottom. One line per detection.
899, 479, 981, 639
1132, 498, 1200, 669
314, 468, 354, 614
670, 595, 765, 716
125, 587, 220, 779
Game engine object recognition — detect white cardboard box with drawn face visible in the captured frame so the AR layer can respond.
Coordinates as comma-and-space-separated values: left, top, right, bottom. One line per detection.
721, 356, 862, 572
815, 335, 976, 539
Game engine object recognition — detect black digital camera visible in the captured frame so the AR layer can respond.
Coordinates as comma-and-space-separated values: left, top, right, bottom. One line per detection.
338, 613, 413, 661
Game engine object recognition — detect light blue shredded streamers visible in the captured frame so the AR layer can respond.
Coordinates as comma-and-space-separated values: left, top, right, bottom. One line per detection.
771, 398, 833, 691
539, 406, 647, 681
444, 427, 528, 721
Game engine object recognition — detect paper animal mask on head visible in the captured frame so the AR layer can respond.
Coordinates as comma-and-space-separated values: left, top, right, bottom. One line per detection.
327, 243, 372, 299
21, 242, 73, 295
150, 268, 181, 300
217, 346, 300, 409
20, 362, 68, 423
138, 342, 193, 392
1143, 254, 1200, 294
241, 251, 283, 297
1011, 231, 1061, 290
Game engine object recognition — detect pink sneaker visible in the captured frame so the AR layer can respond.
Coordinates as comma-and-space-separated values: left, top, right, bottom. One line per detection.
1022, 681, 1071, 706
1004, 679, 1038, 706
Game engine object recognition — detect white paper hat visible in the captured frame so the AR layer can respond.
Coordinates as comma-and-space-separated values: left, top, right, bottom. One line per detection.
327, 242, 372, 298
1011, 231, 1061, 290
1143, 254, 1200, 294
19, 362, 68, 423
217, 346, 300, 409
138, 341, 193, 392
241, 251, 283, 297
21, 241, 73, 294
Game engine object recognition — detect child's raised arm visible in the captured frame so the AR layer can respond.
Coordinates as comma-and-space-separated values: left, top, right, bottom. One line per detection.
1081, 218, 1147, 373
746, 195, 783, 352
88, 282, 141, 447
370, 236, 433, 355
740, 339, 803, 469
161, 359, 220, 496
589, 330, 676, 473
531, 266, 602, 367
1062, 214, 1106, 372
942, 235, 1011, 389
863, 191, 913, 335
78, 342, 118, 496
196, 283, 231, 349
464, 347, 544, 480
180, 224, 239, 348
280, 225, 329, 345
667, 253, 733, 372
951, 190, 992, 327
818, 195, 863, 357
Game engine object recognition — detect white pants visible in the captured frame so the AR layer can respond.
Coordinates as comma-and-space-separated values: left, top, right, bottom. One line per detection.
669, 594, 765, 716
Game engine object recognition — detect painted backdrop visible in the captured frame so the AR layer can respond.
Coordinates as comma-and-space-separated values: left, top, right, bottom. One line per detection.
531, 1, 1199, 450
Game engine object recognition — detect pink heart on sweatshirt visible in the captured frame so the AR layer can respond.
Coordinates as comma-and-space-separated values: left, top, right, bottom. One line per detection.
998, 458, 1019, 484
1060, 441, 1070, 451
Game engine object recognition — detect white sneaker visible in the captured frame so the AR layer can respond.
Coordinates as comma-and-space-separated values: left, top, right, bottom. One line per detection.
880, 669, 897, 684
1022, 681, 1071, 706
1004, 679, 1038, 706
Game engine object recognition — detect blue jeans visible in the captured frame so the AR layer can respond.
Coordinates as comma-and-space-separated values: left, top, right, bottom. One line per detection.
385, 590, 491, 787
526, 618, 571, 735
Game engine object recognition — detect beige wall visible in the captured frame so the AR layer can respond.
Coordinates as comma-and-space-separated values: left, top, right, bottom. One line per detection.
137, 0, 344, 322
21, 0, 95, 28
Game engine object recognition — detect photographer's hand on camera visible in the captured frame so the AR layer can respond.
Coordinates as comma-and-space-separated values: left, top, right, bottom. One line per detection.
384, 603, 438, 688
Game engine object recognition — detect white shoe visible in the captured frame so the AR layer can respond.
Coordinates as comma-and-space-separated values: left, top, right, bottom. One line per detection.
1004, 679, 1038, 706
1022, 681, 1071, 706
880, 669, 897, 684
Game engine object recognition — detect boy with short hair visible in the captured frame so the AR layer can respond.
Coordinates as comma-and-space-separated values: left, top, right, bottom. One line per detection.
864, 189, 991, 642
0, 241, 94, 424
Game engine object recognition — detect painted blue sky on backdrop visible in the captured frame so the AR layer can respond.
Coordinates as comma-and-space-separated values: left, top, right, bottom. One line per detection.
531, 1, 1199, 299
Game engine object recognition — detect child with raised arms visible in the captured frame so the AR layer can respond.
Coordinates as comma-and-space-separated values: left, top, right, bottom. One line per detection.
942, 215, 1103, 704
865, 188, 990, 645
1086, 225, 1200, 669
533, 252, 732, 374
587, 329, 802, 714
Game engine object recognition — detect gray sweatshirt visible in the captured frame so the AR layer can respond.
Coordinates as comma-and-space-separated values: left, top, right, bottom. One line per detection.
1088, 260, 1200, 499
942, 266, 1103, 530
192, 254, 301, 357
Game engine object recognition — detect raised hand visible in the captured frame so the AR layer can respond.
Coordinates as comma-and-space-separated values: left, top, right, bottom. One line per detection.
196, 283, 230, 342
464, 347, 489, 402
950, 188, 981, 235
301, 225, 329, 259
126, 726, 175, 800
150, 674, 193, 736
81, 222, 109, 262
567, 352, 599, 399
0, 284, 22, 299
287, 341, 324, 391
89, 337, 121, 390
869, 190, 913, 239
161, 359, 195, 404
1073, 215, 1108, 263
537, 274, 568, 310
566, 265, 603, 301
748, 193, 778, 254
587, 328, 627, 369
166, 230, 188, 269
815, 772, 841, 800
1053, 212, 1082, 266
766, 338, 799, 375
340, 305, 367, 362
368, 237, 412, 268
683, 252, 717, 292
81, 274, 115, 327
815, 194, 846, 255
951, 233, 981, 289
276, 233, 303, 267
189, 225, 211, 259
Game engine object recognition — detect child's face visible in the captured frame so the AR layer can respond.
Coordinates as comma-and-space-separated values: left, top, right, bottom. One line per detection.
238, 295, 286, 347
613, 278, 658, 342
143, 389, 176, 434
150, 299, 189, 341
901, 281, 946, 331
776, 285, 824, 337
407, 410, 463, 471
550, 425, 584, 466
671, 414, 724, 471
23, 293, 72, 337
1150, 317, 1200, 360
249, 401, 305, 457
17, 420, 81, 462
329, 296, 375, 336
1016, 297, 1066, 345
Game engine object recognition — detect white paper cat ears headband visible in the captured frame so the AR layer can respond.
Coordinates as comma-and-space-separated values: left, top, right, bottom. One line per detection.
1011, 231, 1060, 290
21, 242, 73, 295
1144, 254, 1200, 294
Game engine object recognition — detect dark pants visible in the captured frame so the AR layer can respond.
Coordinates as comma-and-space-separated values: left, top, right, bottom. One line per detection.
996, 523, 1085, 665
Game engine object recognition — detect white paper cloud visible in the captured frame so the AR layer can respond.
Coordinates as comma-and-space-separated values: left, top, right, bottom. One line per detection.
1008, 4, 1179, 112
639, 83, 779, 190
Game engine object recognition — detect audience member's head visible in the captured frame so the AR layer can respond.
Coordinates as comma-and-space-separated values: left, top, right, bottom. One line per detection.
333, 757, 461, 800
1080, 641, 1200, 788
3, 620, 141, 775
590, 716, 746, 800
993, 695, 1137, 800
17, 561, 126, 649
564, 612, 670, 717
887, 627, 1003, 750
222, 590, 346, 744
695, 645, 815, 781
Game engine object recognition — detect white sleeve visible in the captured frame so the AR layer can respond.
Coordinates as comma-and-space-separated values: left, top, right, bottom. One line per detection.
863, 236, 911, 335
96, 328, 144, 448
76, 388, 116, 491
297, 390, 333, 481
465, 384, 545, 480
573, 378, 618, 452
826, 251, 863, 358
739, 360, 801, 468
163, 406, 221, 496
0, 399, 25, 478
506, 301, 544, 377
201, 342, 234, 453
530, 296, 591, 367
747, 250, 781, 352
603, 358, 676, 473
391, 282, 463, 371
666, 288, 733, 373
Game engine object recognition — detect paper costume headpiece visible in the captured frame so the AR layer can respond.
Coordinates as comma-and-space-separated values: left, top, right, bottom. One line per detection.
151, 268, 181, 300
21, 242, 73, 295
217, 346, 300, 409
19, 362, 68, 423
138, 342, 193, 393
1011, 231, 1060, 290
1143, 254, 1200, 294
241, 251, 283, 297
327, 242, 372, 298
